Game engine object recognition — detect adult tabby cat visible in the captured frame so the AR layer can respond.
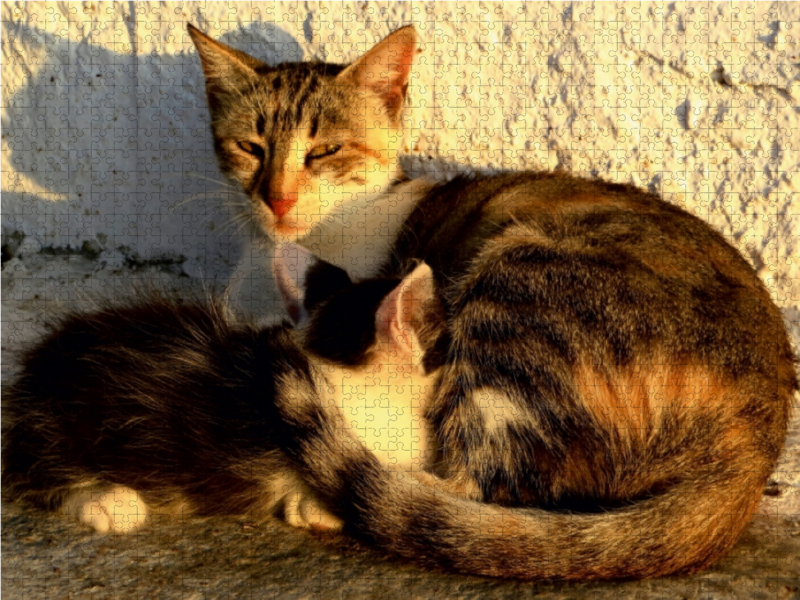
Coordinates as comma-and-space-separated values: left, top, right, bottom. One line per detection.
2, 250, 437, 535
186, 23, 797, 581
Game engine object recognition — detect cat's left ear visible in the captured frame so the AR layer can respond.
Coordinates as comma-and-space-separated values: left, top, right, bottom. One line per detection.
338, 25, 417, 121
272, 243, 351, 326
187, 24, 266, 101
375, 262, 434, 364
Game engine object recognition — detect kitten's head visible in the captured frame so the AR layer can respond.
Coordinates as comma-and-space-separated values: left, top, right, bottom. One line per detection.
187, 24, 417, 242
273, 243, 436, 370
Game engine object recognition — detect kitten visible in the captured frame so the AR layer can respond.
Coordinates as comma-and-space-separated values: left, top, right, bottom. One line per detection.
2, 247, 437, 534
188, 24, 798, 581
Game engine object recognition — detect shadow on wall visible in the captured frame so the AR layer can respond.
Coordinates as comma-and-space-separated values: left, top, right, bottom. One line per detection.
0, 21, 302, 280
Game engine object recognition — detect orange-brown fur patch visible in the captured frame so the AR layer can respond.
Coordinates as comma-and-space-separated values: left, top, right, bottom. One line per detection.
484, 188, 640, 221
574, 356, 743, 439
263, 126, 401, 239
364, 126, 398, 167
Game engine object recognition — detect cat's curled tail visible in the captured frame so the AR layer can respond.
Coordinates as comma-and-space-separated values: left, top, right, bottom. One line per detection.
275, 360, 790, 581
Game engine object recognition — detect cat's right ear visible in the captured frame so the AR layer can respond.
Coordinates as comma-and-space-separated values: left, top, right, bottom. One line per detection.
337, 25, 417, 121
187, 24, 266, 101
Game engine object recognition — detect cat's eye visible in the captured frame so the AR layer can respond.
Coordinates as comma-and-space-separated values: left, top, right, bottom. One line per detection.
306, 144, 342, 162
237, 141, 264, 158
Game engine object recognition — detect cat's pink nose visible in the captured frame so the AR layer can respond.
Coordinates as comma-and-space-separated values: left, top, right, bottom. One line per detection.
267, 196, 296, 219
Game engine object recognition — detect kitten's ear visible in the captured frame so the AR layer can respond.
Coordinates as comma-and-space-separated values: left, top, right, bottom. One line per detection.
337, 25, 417, 121
375, 262, 434, 363
272, 243, 352, 326
187, 24, 266, 98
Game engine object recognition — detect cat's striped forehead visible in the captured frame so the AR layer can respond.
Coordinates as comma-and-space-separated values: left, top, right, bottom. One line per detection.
226, 62, 363, 139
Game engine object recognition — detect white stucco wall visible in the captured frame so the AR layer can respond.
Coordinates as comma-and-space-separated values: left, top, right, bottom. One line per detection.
2, 1, 799, 338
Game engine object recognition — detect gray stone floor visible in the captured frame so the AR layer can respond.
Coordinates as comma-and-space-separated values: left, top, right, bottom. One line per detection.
2, 503, 799, 600
3, 253, 799, 599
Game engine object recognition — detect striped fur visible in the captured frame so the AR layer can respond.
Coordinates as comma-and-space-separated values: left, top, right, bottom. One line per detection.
270, 171, 797, 580
187, 23, 412, 242
1, 292, 323, 529
188, 25, 796, 580
8, 24, 790, 581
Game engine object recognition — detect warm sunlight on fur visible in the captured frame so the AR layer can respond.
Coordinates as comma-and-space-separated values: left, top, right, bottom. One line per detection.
63, 486, 149, 534
255, 125, 404, 242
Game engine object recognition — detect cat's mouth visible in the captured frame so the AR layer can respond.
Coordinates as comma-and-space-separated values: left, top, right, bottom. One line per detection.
273, 219, 304, 238
250, 194, 312, 241
269, 206, 303, 239
267, 213, 314, 242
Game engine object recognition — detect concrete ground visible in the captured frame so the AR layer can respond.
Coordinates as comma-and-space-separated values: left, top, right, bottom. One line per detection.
2, 502, 799, 600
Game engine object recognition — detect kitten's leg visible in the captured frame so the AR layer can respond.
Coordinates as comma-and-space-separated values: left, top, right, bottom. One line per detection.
62, 486, 148, 534
283, 492, 344, 531
271, 472, 343, 531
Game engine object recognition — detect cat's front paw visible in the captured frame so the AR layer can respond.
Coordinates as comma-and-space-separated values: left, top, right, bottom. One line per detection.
66, 486, 148, 534
283, 492, 343, 532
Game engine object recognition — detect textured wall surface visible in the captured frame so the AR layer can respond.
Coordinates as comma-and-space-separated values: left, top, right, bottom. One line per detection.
2, 2, 800, 598
3, 2, 800, 319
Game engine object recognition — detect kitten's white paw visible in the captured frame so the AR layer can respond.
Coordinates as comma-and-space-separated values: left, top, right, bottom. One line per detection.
283, 492, 343, 532
66, 486, 148, 534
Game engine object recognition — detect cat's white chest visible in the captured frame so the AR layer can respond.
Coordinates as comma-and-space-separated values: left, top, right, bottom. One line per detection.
299, 180, 435, 280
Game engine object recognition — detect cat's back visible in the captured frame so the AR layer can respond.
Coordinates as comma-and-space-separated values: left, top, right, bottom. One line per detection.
454, 171, 794, 394
394, 171, 795, 507
10, 296, 250, 408
394, 171, 789, 370
394, 171, 758, 296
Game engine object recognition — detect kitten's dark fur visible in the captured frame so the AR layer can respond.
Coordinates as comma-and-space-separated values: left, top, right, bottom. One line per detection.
3, 294, 313, 526
3, 258, 436, 534
184, 24, 797, 581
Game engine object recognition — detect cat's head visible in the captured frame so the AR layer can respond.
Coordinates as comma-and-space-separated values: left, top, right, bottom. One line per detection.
272, 243, 436, 371
187, 24, 417, 242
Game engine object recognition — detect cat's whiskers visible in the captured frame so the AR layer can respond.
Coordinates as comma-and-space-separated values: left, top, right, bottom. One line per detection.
182, 172, 240, 190
169, 190, 242, 214
177, 173, 257, 230
167, 185, 255, 237
215, 211, 253, 235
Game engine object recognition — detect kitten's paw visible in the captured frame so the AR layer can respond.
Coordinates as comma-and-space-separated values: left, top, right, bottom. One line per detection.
283, 493, 343, 532
66, 486, 148, 534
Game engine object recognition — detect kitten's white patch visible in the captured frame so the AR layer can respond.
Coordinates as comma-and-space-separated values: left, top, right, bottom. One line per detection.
64, 486, 148, 534
324, 362, 437, 471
